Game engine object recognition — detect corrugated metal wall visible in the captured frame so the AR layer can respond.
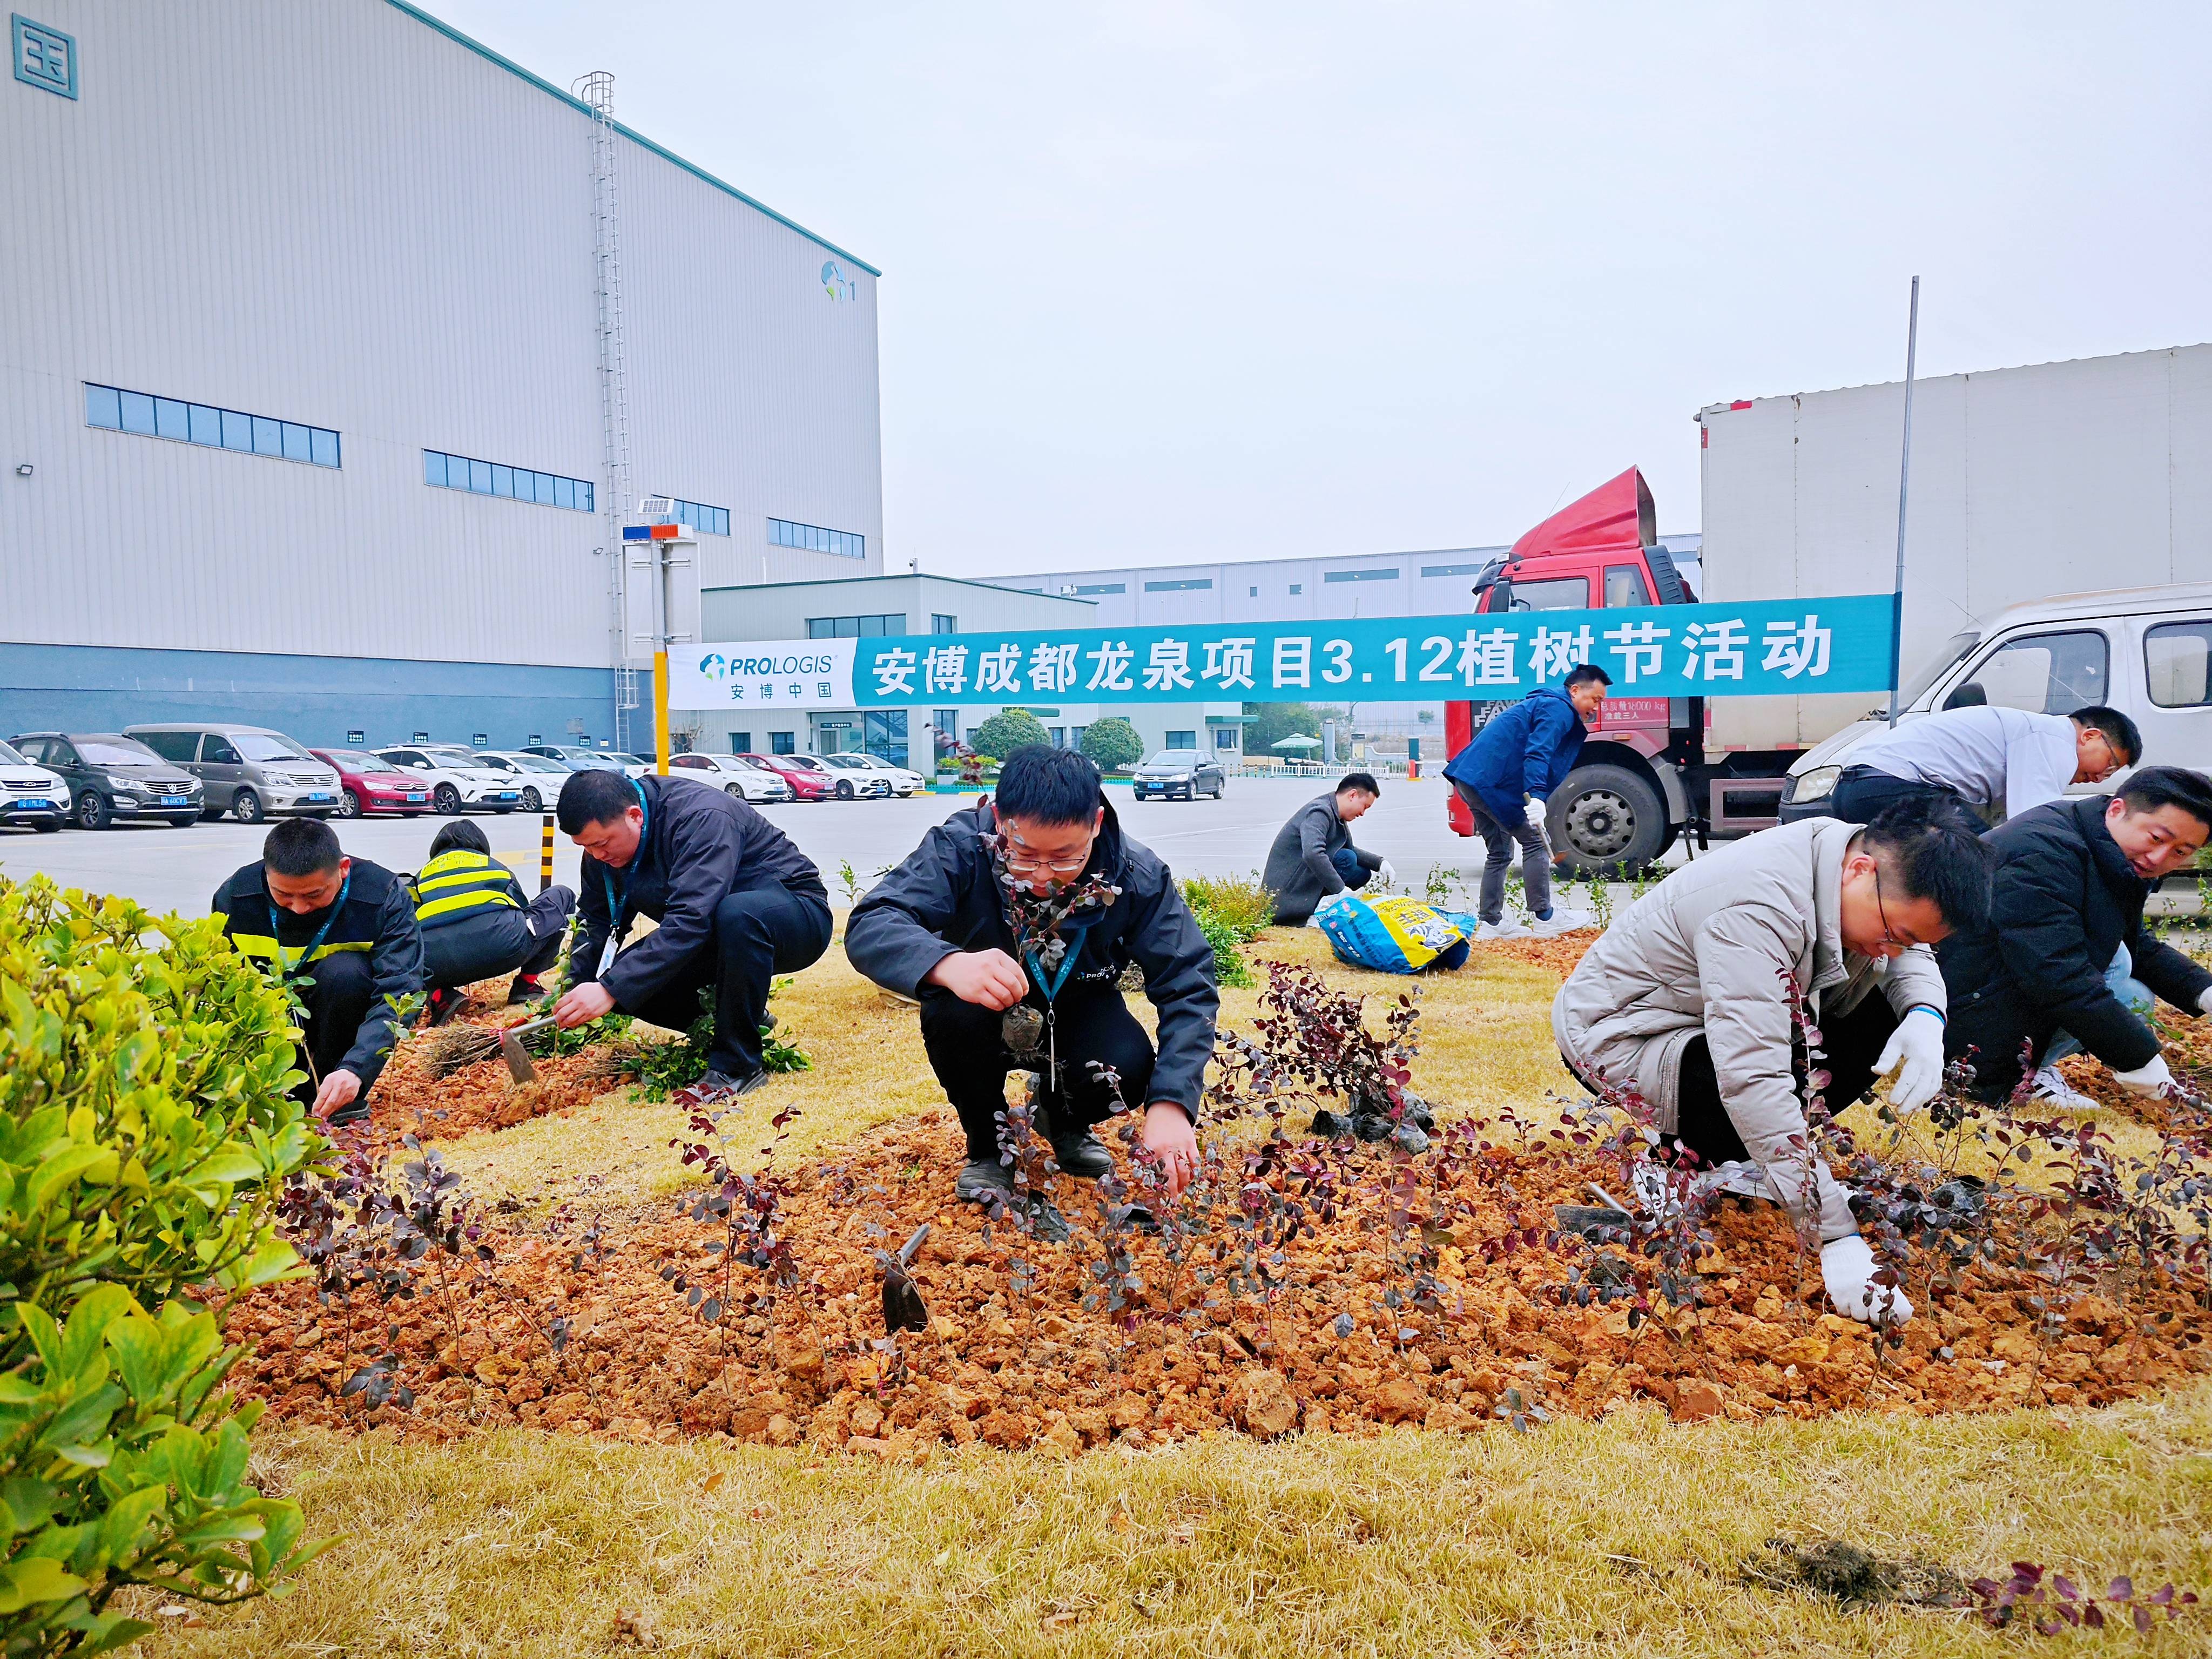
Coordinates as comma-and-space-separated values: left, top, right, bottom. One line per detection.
1, 0, 884, 671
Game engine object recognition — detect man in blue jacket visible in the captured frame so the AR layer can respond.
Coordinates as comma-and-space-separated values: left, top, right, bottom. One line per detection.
1443, 663, 1610, 939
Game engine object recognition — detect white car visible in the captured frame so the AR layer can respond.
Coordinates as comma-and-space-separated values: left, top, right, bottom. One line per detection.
812, 753, 895, 799
669, 752, 794, 804
475, 750, 577, 813
373, 745, 523, 814
0, 739, 68, 833
841, 753, 926, 796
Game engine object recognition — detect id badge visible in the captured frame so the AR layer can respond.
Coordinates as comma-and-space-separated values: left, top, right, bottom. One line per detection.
598, 936, 618, 975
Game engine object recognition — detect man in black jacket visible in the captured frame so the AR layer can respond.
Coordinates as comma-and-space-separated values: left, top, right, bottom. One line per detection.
846, 745, 1218, 1204
552, 768, 831, 1098
1939, 765, 2212, 1105
213, 817, 424, 1124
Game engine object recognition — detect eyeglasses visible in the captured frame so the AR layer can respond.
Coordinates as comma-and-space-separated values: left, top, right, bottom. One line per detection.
1872, 866, 1912, 952
1002, 839, 1092, 876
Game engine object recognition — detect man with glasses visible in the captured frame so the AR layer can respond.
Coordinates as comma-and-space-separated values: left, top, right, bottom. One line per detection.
1938, 765, 2212, 1109
847, 745, 1218, 1205
1828, 703, 2140, 826
1553, 798, 1994, 1326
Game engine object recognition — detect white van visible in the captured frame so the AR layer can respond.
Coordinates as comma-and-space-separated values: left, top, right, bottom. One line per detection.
1781, 582, 2212, 819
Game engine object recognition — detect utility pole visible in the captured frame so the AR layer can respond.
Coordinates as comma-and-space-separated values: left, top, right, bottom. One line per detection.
1885, 275, 1920, 728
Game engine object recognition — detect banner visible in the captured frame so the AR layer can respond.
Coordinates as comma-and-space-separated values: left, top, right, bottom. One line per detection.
667, 596, 1897, 711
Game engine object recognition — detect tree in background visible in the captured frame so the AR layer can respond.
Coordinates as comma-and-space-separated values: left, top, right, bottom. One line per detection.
968, 708, 1051, 760
1078, 717, 1143, 772
1243, 702, 1321, 755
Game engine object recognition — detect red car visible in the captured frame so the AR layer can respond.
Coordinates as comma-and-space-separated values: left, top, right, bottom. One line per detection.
736, 752, 832, 801
311, 748, 434, 818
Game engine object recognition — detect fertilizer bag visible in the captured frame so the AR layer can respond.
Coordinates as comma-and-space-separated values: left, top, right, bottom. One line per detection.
1316, 893, 1478, 974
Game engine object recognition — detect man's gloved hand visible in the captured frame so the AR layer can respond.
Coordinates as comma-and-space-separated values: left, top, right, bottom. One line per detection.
1375, 859, 1397, 886
1874, 1008, 1945, 1113
1822, 1234, 1913, 1325
1523, 797, 1547, 830
2115, 1054, 2174, 1097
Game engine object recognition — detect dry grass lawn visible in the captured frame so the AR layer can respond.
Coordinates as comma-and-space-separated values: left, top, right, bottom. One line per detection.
142, 918, 2212, 1656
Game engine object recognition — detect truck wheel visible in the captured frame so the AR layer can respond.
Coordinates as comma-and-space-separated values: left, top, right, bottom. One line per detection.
1552, 764, 1667, 875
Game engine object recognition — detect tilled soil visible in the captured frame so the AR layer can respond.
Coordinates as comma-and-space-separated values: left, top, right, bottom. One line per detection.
233, 1108, 2212, 1455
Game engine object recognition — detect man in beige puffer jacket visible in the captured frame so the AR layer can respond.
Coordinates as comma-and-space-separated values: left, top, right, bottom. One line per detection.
1553, 801, 1992, 1325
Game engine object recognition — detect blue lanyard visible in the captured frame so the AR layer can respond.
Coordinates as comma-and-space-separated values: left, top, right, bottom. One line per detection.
1022, 942, 1080, 1004
599, 779, 651, 929
269, 873, 350, 974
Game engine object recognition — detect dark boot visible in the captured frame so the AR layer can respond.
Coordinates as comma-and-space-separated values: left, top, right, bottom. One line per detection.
1049, 1130, 1115, 1180
507, 974, 549, 1006
955, 1157, 1015, 1204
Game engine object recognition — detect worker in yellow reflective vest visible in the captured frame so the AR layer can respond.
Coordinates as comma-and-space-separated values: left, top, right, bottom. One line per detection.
408, 820, 577, 1026
212, 818, 424, 1124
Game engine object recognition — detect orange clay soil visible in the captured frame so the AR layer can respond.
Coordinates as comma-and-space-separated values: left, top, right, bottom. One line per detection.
230, 940, 2211, 1455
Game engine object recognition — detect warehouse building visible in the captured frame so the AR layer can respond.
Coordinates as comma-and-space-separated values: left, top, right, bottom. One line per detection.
2, 1, 883, 749
693, 576, 1244, 772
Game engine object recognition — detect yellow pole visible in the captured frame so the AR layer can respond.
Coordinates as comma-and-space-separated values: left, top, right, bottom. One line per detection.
538, 815, 555, 893
653, 648, 671, 775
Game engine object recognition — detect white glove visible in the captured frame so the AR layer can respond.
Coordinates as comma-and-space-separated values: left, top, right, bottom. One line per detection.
1524, 797, 1547, 829
1375, 859, 1396, 886
1822, 1235, 1913, 1326
2114, 1054, 2174, 1097
1874, 1008, 1945, 1114
2198, 986, 2212, 1015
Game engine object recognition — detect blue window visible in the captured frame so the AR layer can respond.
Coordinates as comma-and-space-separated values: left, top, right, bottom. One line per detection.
12, 16, 77, 99
1143, 578, 1212, 592
769, 516, 864, 558
1165, 731, 1197, 750
420, 449, 597, 512
1420, 562, 1490, 578
659, 496, 730, 536
1071, 583, 1124, 595
1323, 568, 1399, 583
932, 614, 956, 635
85, 382, 340, 467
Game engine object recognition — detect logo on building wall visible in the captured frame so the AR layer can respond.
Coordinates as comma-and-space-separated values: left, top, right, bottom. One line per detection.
821, 260, 857, 303
12, 15, 77, 98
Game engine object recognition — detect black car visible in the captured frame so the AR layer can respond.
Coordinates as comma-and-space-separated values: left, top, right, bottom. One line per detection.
1129, 749, 1228, 801
9, 732, 205, 829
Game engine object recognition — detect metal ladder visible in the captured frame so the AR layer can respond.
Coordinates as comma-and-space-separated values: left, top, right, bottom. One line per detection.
575, 70, 637, 750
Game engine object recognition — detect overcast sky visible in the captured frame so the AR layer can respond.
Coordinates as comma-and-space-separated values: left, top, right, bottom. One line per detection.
433, 1, 2212, 578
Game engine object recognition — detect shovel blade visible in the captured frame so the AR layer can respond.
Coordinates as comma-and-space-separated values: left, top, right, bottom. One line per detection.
500, 1029, 538, 1085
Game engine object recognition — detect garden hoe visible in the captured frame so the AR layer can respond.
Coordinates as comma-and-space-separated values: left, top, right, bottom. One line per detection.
498, 1015, 556, 1085
878, 1223, 932, 1335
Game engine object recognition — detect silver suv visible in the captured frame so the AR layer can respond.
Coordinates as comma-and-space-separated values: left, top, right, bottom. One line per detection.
125, 723, 342, 823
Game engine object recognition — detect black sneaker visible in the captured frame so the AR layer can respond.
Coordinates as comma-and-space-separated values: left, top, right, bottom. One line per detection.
423, 986, 465, 1028
674, 1068, 768, 1107
955, 1157, 1016, 1204
1049, 1132, 1115, 1180
507, 975, 549, 1006
325, 1101, 371, 1128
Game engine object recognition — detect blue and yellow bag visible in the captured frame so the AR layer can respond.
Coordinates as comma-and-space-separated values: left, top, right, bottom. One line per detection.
1316, 894, 1479, 974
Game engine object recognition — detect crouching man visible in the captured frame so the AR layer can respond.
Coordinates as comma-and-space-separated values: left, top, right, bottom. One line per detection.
410, 820, 577, 1024
846, 745, 1217, 1204
1939, 765, 2212, 1108
552, 767, 832, 1100
1262, 771, 1392, 927
213, 817, 423, 1124
1552, 799, 1994, 1325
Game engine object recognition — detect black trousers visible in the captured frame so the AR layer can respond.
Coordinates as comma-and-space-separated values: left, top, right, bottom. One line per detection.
616, 882, 832, 1078
1830, 766, 1966, 827
293, 949, 376, 1104
420, 888, 576, 992
1671, 989, 1901, 1167
919, 983, 1155, 1161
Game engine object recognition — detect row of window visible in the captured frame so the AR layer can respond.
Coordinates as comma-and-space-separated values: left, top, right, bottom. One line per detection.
662, 497, 731, 536
771, 517, 866, 559
1324, 568, 1398, 584
807, 613, 907, 638
424, 449, 597, 512
86, 383, 341, 468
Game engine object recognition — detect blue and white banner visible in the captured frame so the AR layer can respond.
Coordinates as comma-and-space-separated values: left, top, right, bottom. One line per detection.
668, 596, 1897, 711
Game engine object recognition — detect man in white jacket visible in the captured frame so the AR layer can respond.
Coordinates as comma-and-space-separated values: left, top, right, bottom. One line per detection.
1553, 798, 1994, 1326
1829, 702, 2137, 826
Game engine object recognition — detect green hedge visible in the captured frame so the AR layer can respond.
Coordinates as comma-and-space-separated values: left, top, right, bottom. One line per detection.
2, 878, 327, 1655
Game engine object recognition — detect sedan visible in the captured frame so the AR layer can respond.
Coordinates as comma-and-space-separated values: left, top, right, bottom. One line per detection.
0, 739, 68, 832
813, 754, 895, 799
310, 749, 433, 818
669, 752, 794, 804
372, 746, 522, 815
1130, 750, 1227, 801
521, 744, 629, 773
9, 732, 204, 828
736, 752, 833, 801
476, 751, 576, 812
841, 753, 926, 796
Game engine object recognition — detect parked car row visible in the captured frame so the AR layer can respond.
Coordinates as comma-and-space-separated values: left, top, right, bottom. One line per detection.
0, 720, 934, 832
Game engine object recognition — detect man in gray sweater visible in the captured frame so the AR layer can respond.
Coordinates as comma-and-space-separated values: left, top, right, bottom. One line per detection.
1262, 772, 1395, 926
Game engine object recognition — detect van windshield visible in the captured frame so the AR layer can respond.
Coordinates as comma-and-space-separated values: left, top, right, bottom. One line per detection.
1899, 630, 1981, 710
235, 733, 315, 762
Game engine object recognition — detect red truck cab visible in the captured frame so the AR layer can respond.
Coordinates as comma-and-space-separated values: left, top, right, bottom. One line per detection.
1444, 468, 1714, 871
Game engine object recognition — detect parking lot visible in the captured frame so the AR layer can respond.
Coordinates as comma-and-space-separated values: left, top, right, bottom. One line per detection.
0, 774, 1487, 916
